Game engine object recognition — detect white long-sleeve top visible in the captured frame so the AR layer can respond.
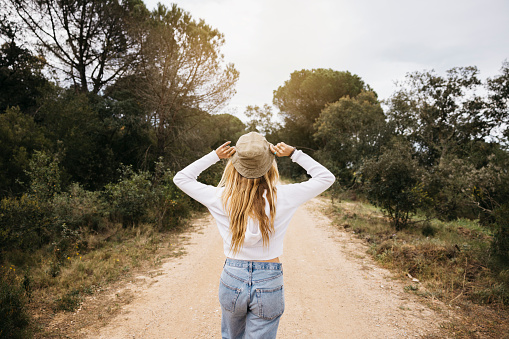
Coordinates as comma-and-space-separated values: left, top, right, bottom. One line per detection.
173, 149, 335, 260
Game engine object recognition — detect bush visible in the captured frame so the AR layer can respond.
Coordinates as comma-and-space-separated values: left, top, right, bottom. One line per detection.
0, 267, 32, 338
152, 160, 191, 229
105, 165, 153, 228
51, 183, 106, 231
360, 142, 430, 230
492, 203, 509, 268
422, 155, 478, 221
0, 195, 53, 256
25, 150, 62, 201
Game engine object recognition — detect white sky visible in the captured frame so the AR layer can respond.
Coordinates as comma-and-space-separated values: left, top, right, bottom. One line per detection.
144, 0, 509, 120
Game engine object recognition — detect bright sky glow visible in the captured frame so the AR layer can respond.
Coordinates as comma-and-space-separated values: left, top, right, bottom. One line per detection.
145, 0, 509, 119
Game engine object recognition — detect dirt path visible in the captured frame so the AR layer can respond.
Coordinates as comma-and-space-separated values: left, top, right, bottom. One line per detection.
84, 198, 443, 338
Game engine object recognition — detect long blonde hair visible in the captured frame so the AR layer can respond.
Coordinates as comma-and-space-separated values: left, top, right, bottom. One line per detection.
218, 160, 279, 255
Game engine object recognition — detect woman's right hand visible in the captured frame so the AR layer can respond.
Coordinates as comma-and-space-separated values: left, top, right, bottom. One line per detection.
270, 142, 295, 157
216, 141, 236, 159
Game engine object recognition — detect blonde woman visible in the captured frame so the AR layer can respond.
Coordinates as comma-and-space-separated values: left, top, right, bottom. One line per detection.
173, 132, 335, 338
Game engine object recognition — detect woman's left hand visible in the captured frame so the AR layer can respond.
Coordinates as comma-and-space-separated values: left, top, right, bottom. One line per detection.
216, 141, 236, 159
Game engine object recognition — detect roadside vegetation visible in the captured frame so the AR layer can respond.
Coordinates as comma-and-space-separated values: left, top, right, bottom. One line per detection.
329, 196, 509, 338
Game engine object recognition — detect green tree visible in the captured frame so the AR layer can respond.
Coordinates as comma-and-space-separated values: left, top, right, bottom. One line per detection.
130, 4, 239, 163
0, 107, 49, 196
361, 141, 429, 230
7, 0, 148, 93
386, 66, 487, 168
95, 82, 155, 171
486, 60, 509, 145
273, 68, 368, 150
207, 113, 246, 149
38, 89, 118, 189
244, 104, 281, 136
0, 21, 49, 115
385, 66, 509, 220
313, 91, 389, 185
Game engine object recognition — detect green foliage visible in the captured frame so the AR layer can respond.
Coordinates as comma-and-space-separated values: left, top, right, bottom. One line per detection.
105, 165, 153, 228
152, 160, 191, 229
48, 224, 86, 278
468, 147, 509, 224
103, 80, 155, 170
162, 111, 244, 171
335, 200, 509, 308
38, 89, 118, 190
386, 66, 487, 168
131, 3, 239, 161
0, 35, 50, 115
0, 107, 49, 197
486, 61, 509, 145
51, 183, 106, 232
25, 150, 62, 200
273, 68, 369, 150
422, 155, 477, 221
245, 104, 281, 136
314, 91, 389, 186
0, 195, 53, 255
207, 114, 246, 150
492, 203, 509, 267
361, 141, 430, 230
0, 266, 32, 339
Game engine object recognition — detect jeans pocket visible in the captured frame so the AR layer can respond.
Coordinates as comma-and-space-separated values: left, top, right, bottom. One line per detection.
255, 285, 285, 320
219, 279, 241, 313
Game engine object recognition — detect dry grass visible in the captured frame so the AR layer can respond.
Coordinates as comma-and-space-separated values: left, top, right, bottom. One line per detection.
328, 198, 509, 339
2, 215, 196, 338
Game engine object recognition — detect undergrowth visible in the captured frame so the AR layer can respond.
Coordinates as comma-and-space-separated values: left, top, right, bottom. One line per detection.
1, 220, 189, 337
329, 197, 509, 338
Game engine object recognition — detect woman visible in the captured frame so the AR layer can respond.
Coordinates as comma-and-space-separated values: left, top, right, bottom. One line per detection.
173, 132, 335, 338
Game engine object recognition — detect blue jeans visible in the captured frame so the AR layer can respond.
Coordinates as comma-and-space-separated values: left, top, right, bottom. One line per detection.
219, 258, 285, 339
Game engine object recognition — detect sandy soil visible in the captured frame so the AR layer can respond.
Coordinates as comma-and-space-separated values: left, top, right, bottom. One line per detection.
82, 198, 444, 338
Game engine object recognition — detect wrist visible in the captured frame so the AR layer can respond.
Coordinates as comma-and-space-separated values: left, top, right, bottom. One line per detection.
289, 147, 296, 157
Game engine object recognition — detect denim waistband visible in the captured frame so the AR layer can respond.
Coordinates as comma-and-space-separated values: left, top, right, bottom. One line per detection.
225, 258, 282, 271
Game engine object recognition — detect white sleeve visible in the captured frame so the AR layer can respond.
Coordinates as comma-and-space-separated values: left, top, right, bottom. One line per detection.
282, 150, 335, 206
173, 151, 222, 208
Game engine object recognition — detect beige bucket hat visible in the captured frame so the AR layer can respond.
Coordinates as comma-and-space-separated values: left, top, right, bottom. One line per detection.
231, 132, 275, 179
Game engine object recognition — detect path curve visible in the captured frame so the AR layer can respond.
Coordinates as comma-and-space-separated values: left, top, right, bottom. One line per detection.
86, 198, 442, 338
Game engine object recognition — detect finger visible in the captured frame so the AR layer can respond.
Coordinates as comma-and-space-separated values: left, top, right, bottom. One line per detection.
269, 144, 276, 153
220, 141, 231, 149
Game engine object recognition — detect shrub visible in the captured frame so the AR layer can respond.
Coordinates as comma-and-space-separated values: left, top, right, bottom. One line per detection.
360, 142, 430, 230
25, 150, 62, 201
422, 155, 478, 221
152, 160, 191, 229
0, 267, 32, 338
51, 183, 106, 231
492, 203, 509, 268
105, 165, 153, 228
0, 195, 53, 256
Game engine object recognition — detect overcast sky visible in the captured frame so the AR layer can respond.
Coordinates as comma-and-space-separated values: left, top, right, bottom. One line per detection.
145, 0, 509, 119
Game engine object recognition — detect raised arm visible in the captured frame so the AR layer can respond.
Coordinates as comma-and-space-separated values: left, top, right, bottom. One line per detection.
173, 142, 236, 208
271, 142, 335, 207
